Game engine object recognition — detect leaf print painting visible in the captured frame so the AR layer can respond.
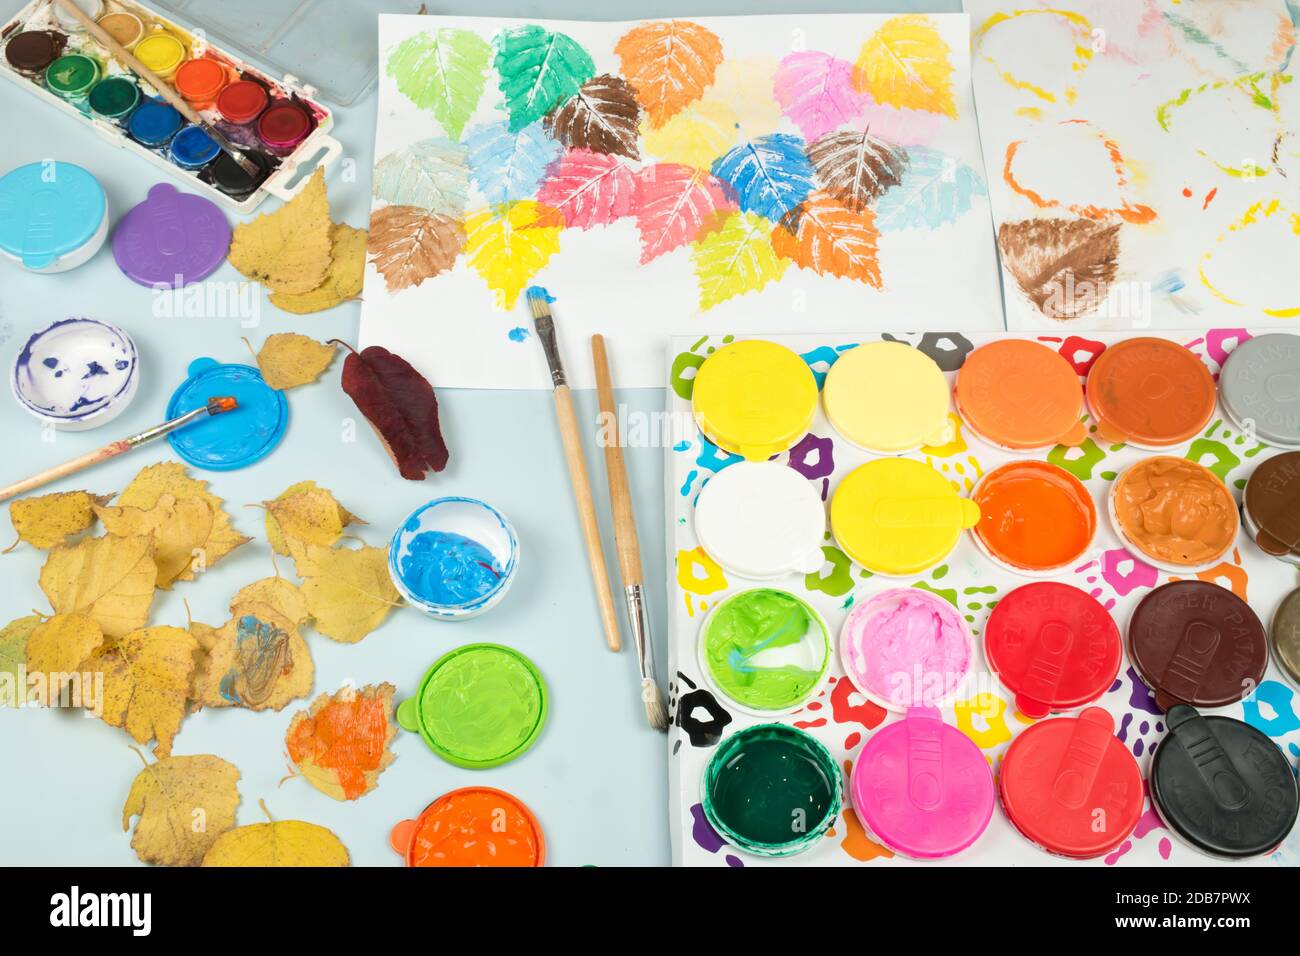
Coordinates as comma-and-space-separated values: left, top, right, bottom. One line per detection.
361, 13, 1000, 388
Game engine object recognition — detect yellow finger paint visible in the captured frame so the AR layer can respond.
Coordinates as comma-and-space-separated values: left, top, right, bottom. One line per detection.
692, 340, 818, 460
831, 458, 980, 575
823, 341, 953, 453
134, 31, 186, 79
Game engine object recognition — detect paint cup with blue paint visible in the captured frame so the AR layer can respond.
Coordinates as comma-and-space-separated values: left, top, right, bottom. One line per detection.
11, 317, 138, 430
127, 99, 182, 150
388, 498, 519, 621
168, 125, 221, 171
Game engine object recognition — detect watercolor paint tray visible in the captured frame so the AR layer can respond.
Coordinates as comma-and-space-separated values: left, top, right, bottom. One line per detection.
0, 0, 342, 213
665, 328, 1300, 867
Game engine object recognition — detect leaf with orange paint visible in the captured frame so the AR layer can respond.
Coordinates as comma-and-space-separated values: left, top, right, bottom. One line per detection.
285, 683, 397, 801
771, 192, 882, 287
614, 19, 724, 129
854, 15, 956, 118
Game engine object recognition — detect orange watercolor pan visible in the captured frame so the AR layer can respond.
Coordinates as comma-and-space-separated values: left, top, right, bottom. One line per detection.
390, 787, 545, 868
1084, 337, 1216, 449
971, 460, 1097, 575
954, 338, 1088, 451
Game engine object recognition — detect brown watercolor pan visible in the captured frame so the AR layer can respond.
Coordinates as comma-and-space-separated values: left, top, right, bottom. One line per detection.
1085, 337, 1216, 448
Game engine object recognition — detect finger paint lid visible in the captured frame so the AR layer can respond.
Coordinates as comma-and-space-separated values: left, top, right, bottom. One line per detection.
165, 357, 287, 470
4, 30, 66, 74
0, 161, 106, 270
984, 582, 1122, 718
831, 458, 980, 576
693, 460, 825, 579
1243, 452, 1300, 560
851, 706, 995, 859
217, 80, 270, 124
823, 341, 953, 453
955, 339, 1087, 450
1085, 337, 1216, 447
1151, 705, 1299, 859
691, 340, 818, 461
257, 99, 313, 150
128, 99, 183, 147
174, 57, 230, 103
1219, 333, 1300, 448
1127, 580, 1268, 711
112, 184, 231, 288
998, 707, 1143, 859
971, 461, 1097, 575
1270, 586, 1300, 687
396, 643, 548, 769
389, 787, 545, 867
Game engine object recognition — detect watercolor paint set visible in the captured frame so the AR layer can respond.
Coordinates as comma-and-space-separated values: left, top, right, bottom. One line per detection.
0, 0, 341, 212
666, 329, 1300, 866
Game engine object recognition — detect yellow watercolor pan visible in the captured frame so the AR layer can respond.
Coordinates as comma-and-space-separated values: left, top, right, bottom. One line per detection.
823, 341, 953, 453
831, 458, 980, 576
692, 339, 818, 461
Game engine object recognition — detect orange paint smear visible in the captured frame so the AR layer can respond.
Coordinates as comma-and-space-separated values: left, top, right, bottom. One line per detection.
1202, 187, 1217, 210
974, 461, 1096, 571
1003, 126, 1157, 225
408, 789, 543, 867
286, 693, 389, 800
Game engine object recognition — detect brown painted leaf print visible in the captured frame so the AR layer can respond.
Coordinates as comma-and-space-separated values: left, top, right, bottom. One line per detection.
997, 217, 1121, 319
367, 205, 466, 293
806, 129, 908, 211
544, 74, 642, 160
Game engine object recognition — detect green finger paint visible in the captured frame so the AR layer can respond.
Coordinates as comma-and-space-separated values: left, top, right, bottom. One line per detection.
699, 588, 829, 712
702, 723, 840, 857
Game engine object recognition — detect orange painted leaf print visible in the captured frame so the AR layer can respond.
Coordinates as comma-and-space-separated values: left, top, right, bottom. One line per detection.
614, 20, 724, 129
770, 191, 882, 287
285, 683, 397, 801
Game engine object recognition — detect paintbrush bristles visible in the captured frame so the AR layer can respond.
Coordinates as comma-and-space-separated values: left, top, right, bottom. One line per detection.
643, 678, 668, 731
527, 289, 552, 320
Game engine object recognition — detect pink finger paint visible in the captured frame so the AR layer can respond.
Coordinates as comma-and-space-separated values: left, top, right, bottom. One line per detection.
839, 588, 973, 711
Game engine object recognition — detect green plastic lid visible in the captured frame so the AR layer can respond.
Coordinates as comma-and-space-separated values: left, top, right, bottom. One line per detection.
397, 643, 547, 769
46, 53, 100, 97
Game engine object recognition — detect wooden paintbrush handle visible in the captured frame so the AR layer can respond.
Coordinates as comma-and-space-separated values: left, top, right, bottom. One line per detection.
591, 335, 643, 587
0, 439, 129, 503
553, 384, 622, 652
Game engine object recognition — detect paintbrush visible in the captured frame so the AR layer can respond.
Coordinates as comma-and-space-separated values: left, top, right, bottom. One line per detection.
591, 334, 667, 730
53, 0, 260, 176
0, 397, 237, 502
526, 287, 622, 653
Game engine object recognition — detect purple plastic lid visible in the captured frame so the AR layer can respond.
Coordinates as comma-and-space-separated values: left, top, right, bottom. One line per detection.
111, 183, 231, 289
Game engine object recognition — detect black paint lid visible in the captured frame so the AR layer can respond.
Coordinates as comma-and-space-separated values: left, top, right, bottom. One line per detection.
206, 149, 273, 200
1151, 705, 1299, 859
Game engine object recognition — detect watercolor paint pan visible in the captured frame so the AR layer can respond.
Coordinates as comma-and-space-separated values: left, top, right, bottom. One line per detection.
0, 0, 341, 212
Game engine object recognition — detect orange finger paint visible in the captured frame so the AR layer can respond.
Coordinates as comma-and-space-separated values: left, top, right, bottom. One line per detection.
955, 338, 1087, 451
390, 787, 545, 867
972, 461, 1097, 573
1085, 337, 1216, 448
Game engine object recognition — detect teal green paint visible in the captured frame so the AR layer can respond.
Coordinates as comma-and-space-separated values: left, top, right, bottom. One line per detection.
493, 24, 594, 131
701, 589, 828, 711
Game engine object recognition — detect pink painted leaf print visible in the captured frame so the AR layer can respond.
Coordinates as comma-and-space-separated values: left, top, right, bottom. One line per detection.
631, 163, 738, 264
772, 51, 870, 142
535, 148, 637, 229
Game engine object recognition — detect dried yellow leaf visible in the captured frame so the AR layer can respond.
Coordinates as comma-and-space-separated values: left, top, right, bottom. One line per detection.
265, 481, 359, 556
95, 493, 214, 589
228, 167, 333, 293
249, 332, 336, 390
291, 542, 402, 644
6, 490, 112, 550
190, 601, 313, 712
25, 613, 103, 705
230, 576, 311, 627
39, 534, 156, 639
84, 625, 198, 756
269, 223, 367, 314
123, 754, 241, 867
202, 819, 349, 867
0, 615, 41, 708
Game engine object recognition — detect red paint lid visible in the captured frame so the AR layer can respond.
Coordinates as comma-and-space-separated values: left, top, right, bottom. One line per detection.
984, 582, 1122, 718
216, 80, 269, 124
175, 57, 229, 102
257, 100, 312, 149
999, 707, 1143, 859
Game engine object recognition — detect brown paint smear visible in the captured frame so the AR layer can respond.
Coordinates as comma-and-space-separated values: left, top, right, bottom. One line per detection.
1113, 457, 1238, 566
997, 217, 1121, 319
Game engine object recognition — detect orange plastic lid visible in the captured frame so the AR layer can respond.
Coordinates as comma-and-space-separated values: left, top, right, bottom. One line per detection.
1085, 338, 1216, 447
955, 339, 1086, 450
175, 57, 229, 102
390, 787, 545, 867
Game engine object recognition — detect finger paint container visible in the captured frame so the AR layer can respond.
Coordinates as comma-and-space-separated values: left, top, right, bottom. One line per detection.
165, 357, 287, 469
1242, 452, 1300, 565
256, 98, 314, 156
830, 458, 980, 576
1085, 337, 1216, 449
216, 78, 269, 126
112, 183, 231, 288
174, 56, 232, 110
390, 788, 545, 867
396, 643, 547, 769
127, 98, 182, 149
1219, 333, 1300, 449
87, 75, 140, 124
1126, 580, 1267, 711
133, 29, 185, 80
96, 10, 144, 49
52, 0, 103, 32
998, 707, 1143, 859
1107, 456, 1238, 572
168, 124, 220, 170
205, 148, 272, 201
839, 587, 974, 711
697, 588, 831, 715
954, 338, 1087, 452
693, 460, 825, 579
823, 340, 953, 453
970, 460, 1097, 576
701, 723, 840, 857
984, 582, 1122, 718
1151, 705, 1299, 859
387, 497, 519, 621
850, 706, 995, 859
0, 161, 107, 273
1269, 586, 1300, 687
691, 339, 818, 461
45, 52, 100, 105
3, 30, 66, 77
11, 317, 138, 430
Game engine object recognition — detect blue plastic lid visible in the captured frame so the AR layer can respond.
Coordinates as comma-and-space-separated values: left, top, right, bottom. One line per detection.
128, 100, 183, 148
165, 357, 287, 470
0, 162, 106, 270
169, 125, 221, 170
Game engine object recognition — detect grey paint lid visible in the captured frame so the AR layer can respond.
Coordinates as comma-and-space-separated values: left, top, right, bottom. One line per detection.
1220, 333, 1300, 448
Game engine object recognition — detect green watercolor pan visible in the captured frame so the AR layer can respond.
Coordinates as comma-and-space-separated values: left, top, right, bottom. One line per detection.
397, 643, 548, 769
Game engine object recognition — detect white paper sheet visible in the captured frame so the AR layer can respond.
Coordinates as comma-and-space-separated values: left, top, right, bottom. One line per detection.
359, 13, 1003, 388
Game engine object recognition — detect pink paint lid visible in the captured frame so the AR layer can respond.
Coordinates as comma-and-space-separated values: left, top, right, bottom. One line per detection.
850, 706, 994, 859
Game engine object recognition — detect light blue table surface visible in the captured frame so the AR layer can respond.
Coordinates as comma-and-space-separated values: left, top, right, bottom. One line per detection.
0, 0, 955, 866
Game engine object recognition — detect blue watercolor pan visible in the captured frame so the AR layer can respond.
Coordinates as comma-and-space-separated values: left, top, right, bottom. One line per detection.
165, 357, 286, 470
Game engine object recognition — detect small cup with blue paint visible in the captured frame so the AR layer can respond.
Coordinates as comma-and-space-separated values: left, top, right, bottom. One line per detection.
388, 498, 519, 621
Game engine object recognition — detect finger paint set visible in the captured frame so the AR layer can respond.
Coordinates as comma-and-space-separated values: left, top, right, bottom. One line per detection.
0, 0, 341, 212
666, 329, 1300, 866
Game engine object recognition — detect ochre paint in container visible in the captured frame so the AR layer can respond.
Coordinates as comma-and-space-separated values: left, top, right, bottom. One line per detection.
984, 582, 1122, 718
1108, 456, 1238, 570
257, 98, 314, 155
175, 56, 232, 110
96, 11, 144, 49
999, 707, 1143, 859
1085, 337, 1216, 448
822, 340, 953, 453
691, 339, 818, 460
4, 30, 67, 76
954, 338, 1087, 451
1127, 580, 1267, 711
702, 723, 840, 857
389, 787, 545, 867
971, 460, 1096, 574
1242, 451, 1300, 564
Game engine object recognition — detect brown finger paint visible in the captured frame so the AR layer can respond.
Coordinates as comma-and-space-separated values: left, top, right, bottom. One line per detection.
1110, 456, 1238, 567
1086, 337, 1216, 446
1242, 451, 1300, 561
1127, 580, 1268, 711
